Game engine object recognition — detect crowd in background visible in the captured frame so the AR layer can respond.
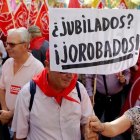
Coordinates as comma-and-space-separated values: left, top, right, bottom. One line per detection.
0, 27, 139, 140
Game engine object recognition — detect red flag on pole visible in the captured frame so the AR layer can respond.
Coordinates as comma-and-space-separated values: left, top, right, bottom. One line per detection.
35, 1, 49, 41
14, 1, 29, 28
97, 2, 102, 9
29, 0, 38, 26
0, 0, 10, 14
68, 0, 80, 8
120, 66, 140, 115
0, 13, 14, 35
118, 0, 128, 9
0, 0, 14, 35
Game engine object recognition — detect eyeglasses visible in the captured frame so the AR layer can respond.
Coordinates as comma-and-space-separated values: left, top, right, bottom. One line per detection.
6, 42, 25, 48
60, 72, 68, 74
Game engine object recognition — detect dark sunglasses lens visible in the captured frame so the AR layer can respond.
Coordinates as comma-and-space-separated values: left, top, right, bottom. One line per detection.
6, 43, 15, 48
60, 72, 67, 74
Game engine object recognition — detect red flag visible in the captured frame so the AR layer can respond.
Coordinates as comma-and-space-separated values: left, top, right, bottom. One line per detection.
0, 13, 15, 35
29, 0, 38, 25
14, 1, 29, 28
0, 0, 14, 35
97, 2, 102, 9
35, 1, 49, 41
121, 66, 140, 115
0, 0, 10, 14
68, 0, 80, 8
118, 0, 128, 9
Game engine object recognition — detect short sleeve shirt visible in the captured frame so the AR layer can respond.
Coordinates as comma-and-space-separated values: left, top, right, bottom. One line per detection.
11, 82, 94, 140
124, 106, 140, 140
0, 53, 44, 110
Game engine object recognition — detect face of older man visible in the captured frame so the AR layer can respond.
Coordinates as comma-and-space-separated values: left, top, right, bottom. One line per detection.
45, 60, 75, 93
6, 33, 26, 59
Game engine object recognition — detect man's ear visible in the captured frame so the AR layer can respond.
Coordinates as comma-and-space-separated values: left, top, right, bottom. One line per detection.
44, 60, 50, 72
22, 43, 28, 51
30, 35, 34, 42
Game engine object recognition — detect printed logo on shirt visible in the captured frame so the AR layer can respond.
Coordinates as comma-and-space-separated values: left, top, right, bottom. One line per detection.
10, 85, 21, 95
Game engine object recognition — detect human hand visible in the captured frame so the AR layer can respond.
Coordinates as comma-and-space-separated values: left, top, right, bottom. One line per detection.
85, 132, 99, 140
119, 75, 125, 84
0, 110, 13, 125
86, 116, 104, 139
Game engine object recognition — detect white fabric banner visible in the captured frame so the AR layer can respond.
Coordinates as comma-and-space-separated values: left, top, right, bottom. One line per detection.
49, 9, 140, 74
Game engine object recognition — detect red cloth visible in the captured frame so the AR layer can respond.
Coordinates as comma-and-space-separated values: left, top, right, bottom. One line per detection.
32, 69, 79, 104
35, 1, 49, 41
29, 36, 45, 50
14, 1, 29, 28
68, 0, 80, 8
120, 65, 140, 116
130, 53, 140, 83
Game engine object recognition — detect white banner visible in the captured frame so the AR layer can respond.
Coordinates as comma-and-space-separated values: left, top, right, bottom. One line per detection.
49, 9, 140, 74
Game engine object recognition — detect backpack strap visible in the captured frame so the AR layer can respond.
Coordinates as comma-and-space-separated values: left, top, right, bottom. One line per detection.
76, 82, 81, 101
29, 81, 81, 111
29, 80, 36, 111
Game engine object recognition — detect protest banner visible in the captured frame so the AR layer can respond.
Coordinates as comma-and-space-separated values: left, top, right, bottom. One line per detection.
50, 9, 140, 74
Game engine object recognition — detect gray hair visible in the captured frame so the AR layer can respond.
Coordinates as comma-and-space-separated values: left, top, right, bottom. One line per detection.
28, 25, 42, 38
7, 27, 30, 45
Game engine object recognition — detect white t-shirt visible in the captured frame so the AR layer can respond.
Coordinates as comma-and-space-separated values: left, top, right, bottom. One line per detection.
0, 53, 44, 110
11, 82, 94, 140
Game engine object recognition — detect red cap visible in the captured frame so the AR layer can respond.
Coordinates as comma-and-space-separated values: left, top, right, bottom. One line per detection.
46, 47, 50, 61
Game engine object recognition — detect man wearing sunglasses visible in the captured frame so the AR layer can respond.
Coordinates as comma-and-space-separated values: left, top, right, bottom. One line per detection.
0, 27, 44, 139
11, 48, 98, 140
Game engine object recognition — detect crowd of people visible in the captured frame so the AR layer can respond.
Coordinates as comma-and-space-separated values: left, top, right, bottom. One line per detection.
0, 26, 139, 140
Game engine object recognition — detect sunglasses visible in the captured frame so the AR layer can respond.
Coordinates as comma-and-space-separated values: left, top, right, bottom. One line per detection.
60, 72, 68, 74
6, 42, 25, 48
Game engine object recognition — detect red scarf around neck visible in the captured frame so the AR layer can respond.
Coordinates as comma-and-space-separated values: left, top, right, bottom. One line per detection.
29, 36, 45, 50
32, 69, 80, 104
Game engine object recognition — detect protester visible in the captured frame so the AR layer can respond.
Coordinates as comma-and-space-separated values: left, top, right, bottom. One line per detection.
85, 71, 130, 140
28, 25, 49, 67
0, 30, 7, 47
0, 40, 7, 77
86, 106, 140, 140
0, 27, 44, 139
11, 48, 98, 140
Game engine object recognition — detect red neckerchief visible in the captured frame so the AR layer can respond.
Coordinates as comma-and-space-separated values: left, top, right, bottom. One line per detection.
29, 36, 45, 50
32, 69, 80, 104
